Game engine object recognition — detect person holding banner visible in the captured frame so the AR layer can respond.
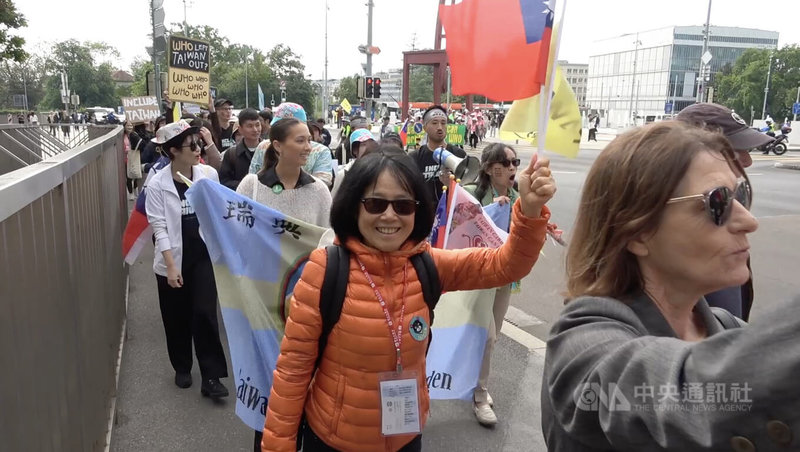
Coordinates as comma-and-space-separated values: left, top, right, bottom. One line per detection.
145, 120, 230, 399
237, 116, 332, 452
262, 146, 556, 452
463, 142, 522, 426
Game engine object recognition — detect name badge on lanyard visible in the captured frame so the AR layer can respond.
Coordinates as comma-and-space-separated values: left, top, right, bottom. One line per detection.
379, 370, 421, 436
355, 256, 422, 436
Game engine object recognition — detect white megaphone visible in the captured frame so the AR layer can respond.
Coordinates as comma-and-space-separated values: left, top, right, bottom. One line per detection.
432, 147, 481, 184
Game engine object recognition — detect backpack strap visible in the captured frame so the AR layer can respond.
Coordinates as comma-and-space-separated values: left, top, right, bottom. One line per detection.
315, 245, 351, 369
710, 306, 743, 330
410, 251, 442, 354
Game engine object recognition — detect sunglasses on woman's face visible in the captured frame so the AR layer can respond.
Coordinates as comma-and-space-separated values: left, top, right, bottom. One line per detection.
497, 158, 521, 168
666, 177, 752, 226
360, 197, 419, 216
181, 140, 201, 151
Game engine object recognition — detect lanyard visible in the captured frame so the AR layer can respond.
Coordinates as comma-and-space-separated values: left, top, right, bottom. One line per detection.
356, 257, 408, 373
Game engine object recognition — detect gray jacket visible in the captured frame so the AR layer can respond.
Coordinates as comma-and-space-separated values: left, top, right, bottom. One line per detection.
542, 292, 799, 451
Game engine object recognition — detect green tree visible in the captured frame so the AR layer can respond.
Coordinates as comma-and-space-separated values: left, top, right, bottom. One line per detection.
0, 54, 46, 110
129, 58, 154, 96
39, 40, 119, 110
166, 25, 316, 114
333, 75, 359, 104
0, 0, 27, 63
715, 45, 800, 124
409, 65, 433, 102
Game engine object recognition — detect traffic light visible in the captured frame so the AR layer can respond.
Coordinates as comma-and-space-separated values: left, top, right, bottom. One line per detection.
373, 78, 381, 99
365, 76, 374, 98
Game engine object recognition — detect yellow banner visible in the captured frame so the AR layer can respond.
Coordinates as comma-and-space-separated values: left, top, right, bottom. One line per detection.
168, 35, 211, 105
340, 98, 352, 114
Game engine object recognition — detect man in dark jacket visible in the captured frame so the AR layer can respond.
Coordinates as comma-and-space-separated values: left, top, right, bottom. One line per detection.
219, 108, 261, 190
408, 105, 467, 200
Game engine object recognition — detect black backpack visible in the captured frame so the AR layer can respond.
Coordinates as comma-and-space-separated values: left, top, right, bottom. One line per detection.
295, 245, 441, 449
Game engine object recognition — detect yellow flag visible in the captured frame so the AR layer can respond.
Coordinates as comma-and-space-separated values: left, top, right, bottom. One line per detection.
340, 98, 352, 114
498, 66, 582, 158
172, 101, 182, 123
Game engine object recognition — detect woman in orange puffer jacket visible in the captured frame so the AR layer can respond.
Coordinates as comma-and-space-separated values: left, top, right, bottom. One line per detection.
262, 145, 556, 452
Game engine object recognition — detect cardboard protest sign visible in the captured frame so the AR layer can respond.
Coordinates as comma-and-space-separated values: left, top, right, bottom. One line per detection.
121, 96, 160, 124
168, 35, 211, 105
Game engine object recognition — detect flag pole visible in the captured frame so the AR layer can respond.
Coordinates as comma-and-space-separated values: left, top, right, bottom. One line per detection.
538, 0, 566, 158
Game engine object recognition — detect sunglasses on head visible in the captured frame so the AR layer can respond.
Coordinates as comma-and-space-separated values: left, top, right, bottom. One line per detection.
666, 177, 752, 226
360, 197, 419, 216
495, 158, 521, 168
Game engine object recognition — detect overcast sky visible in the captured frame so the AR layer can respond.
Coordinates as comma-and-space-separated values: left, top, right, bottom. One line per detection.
17, 0, 800, 80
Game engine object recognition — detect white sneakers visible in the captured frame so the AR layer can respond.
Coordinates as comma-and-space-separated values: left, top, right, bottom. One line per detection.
474, 401, 498, 426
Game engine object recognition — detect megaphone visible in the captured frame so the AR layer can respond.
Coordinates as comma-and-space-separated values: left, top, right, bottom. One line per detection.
432, 147, 481, 184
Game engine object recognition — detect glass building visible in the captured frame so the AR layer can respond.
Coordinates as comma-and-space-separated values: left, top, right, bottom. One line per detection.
587, 26, 779, 128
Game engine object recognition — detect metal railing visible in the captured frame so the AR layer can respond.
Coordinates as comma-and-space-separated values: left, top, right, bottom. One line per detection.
0, 124, 127, 451
0, 124, 91, 174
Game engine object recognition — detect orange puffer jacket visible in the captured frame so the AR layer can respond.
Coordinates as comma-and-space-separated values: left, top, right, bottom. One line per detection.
262, 201, 550, 452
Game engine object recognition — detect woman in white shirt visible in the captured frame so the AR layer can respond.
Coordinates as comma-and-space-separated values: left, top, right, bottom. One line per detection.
236, 118, 331, 227
145, 120, 229, 399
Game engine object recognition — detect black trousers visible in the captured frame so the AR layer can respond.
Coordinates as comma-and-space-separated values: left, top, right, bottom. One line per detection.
155, 257, 228, 380
588, 128, 597, 141
301, 423, 422, 452
469, 132, 479, 148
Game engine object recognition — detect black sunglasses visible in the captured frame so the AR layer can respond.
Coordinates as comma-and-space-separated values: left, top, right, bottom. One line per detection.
181, 140, 201, 151
667, 178, 752, 226
497, 158, 521, 168
360, 198, 419, 216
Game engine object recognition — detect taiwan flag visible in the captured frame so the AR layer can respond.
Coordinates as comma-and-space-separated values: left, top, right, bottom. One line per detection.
440, 0, 554, 101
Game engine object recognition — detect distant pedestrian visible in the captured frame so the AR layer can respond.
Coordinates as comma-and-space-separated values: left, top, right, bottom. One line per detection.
317, 118, 332, 147
6, 113, 12, 124
258, 109, 273, 141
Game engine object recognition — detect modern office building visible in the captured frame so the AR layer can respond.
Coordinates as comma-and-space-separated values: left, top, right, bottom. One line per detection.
372, 68, 403, 106
586, 26, 779, 128
558, 60, 589, 108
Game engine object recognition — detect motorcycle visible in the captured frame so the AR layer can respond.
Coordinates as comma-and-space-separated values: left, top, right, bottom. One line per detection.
757, 124, 791, 155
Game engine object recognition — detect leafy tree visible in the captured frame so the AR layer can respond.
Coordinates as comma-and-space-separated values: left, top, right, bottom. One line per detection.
0, 54, 46, 110
715, 45, 800, 124
0, 0, 27, 63
409, 65, 433, 102
163, 25, 316, 115
333, 75, 359, 104
39, 40, 119, 110
129, 58, 154, 96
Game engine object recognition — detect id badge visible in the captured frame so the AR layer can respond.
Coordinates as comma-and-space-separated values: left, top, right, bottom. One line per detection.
378, 371, 421, 436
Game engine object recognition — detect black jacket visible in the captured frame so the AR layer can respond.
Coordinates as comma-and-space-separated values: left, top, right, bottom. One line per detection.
219, 140, 255, 190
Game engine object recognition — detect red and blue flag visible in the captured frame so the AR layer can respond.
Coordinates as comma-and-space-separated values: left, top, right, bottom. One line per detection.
440, 0, 554, 101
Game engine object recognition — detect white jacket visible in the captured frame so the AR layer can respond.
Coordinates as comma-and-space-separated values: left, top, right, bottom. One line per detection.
145, 163, 219, 276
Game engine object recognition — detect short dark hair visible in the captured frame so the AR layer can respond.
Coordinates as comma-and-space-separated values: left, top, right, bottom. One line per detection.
259, 118, 304, 174
238, 108, 260, 125
259, 109, 273, 121
330, 145, 435, 244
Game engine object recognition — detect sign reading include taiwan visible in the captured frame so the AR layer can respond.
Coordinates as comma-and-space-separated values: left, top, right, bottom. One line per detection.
168, 35, 211, 105
121, 96, 160, 124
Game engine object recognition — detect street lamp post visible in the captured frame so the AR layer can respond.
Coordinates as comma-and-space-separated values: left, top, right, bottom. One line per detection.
762, 52, 773, 119
628, 33, 641, 127
696, 0, 712, 103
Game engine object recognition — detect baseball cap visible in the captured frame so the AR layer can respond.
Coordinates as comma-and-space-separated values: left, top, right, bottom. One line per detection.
676, 103, 773, 151
214, 98, 233, 108
271, 102, 307, 125
349, 128, 375, 146
151, 120, 200, 145
350, 117, 369, 130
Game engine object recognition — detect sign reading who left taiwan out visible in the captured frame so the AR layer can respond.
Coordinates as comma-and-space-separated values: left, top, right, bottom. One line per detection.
168, 35, 211, 104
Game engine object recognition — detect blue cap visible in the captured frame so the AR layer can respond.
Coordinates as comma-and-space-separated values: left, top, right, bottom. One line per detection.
349, 128, 375, 146
270, 102, 307, 125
